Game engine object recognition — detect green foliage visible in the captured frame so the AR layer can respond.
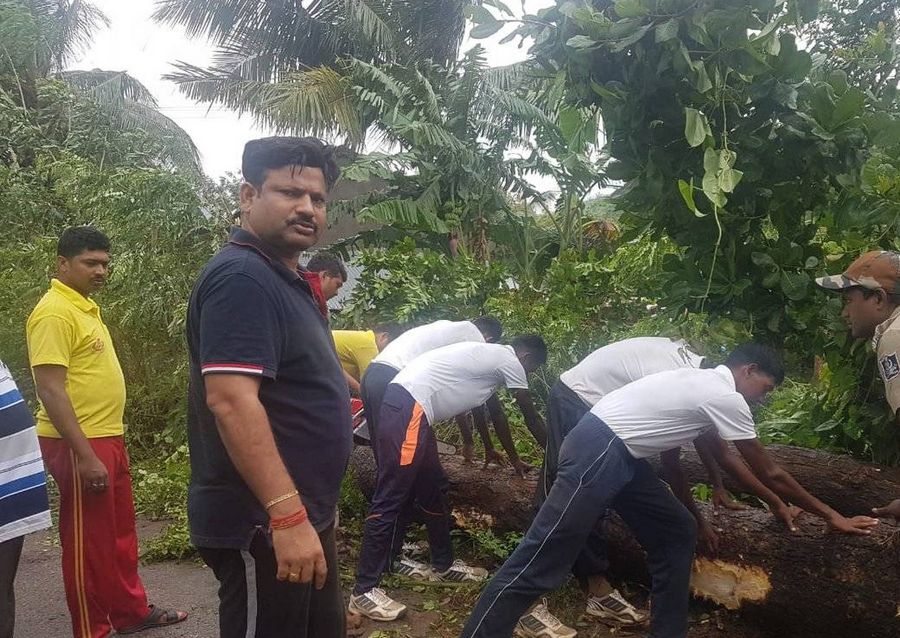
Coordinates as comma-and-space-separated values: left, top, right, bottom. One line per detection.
132, 446, 191, 520
759, 347, 900, 464
141, 518, 193, 562
457, 527, 524, 562
485, 233, 679, 389
0, 1, 199, 173
511, 0, 900, 367
1, 76, 224, 450
339, 468, 370, 527
338, 238, 508, 326
132, 446, 194, 562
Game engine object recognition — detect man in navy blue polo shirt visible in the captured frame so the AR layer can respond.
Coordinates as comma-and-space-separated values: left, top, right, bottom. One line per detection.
186, 137, 352, 638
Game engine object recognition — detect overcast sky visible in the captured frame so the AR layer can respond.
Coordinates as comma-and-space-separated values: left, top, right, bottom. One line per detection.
70, 1, 556, 180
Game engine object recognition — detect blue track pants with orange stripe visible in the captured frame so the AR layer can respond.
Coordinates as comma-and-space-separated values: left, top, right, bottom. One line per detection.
353, 385, 452, 594
40, 436, 150, 638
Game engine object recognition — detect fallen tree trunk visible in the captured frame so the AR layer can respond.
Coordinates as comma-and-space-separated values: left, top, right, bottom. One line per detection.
350, 445, 900, 638
669, 443, 900, 516
349, 445, 536, 532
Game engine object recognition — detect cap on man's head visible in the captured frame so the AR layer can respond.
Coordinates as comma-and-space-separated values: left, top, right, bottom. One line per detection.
815, 250, 900, 294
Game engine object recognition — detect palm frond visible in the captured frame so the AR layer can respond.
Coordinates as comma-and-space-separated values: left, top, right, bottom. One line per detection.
165, 61, 363, 144
42, 0, 109, 72
60, 69, 158, 107
336, 0, 396, 55
111, 100, 201, 175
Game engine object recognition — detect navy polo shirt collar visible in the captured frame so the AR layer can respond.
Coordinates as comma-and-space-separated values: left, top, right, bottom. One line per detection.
226, 226, 305, 284
226, 226, 329, 318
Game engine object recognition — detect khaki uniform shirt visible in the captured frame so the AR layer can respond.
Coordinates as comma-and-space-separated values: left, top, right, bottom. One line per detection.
873, 306, 900, 413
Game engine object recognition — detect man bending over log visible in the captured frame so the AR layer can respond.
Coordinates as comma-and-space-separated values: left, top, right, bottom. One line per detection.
360, 317, 509, 465
817, 251, 900, 521
518, 337, 800, 638
349, 336, 548, 622
461, 343, 878, 638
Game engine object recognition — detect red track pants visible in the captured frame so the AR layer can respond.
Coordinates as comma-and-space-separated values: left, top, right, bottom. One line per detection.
40, 436, 150, 638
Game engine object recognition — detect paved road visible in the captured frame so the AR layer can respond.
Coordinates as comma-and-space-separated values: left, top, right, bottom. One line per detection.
14, 521, 219, 638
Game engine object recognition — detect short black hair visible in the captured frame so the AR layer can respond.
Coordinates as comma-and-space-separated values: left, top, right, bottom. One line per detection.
307, 253, 347, 281
512, 334, 548, 366
859, 286, 900, 306
374, 321, 404, 340
242, 136, 340, 191
472, 316, 503, 342
58, 226, 110, 258
724, 342, 785, 384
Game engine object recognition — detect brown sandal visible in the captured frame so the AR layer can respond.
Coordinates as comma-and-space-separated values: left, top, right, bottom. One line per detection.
118, 604, 188, 634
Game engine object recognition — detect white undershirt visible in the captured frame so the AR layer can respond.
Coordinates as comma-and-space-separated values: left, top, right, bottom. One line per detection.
372, 320, 484, 371
392, 342, 529, 423
559, 337, 704, 407
592, 365, 758, 459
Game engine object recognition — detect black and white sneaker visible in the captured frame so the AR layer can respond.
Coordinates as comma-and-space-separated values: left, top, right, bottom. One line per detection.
585, 589, 648, 625
435, 559, 489, 582
516, 599, 577, 637
348, 588, 407, 621
393, 556, 437, 580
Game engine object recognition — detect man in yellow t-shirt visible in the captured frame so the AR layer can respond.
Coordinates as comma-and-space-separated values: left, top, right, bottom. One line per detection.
333, 323, 403, 395
27, 227, 185, 638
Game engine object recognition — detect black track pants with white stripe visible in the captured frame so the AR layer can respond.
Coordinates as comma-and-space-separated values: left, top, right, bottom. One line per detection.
198, 525, 344, 638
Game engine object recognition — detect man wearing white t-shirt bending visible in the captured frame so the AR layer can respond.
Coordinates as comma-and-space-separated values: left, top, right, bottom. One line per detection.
349, 336, 548, 621
462, 343, 878, 638
520, 337, 802, 637
360, 317, 503, 461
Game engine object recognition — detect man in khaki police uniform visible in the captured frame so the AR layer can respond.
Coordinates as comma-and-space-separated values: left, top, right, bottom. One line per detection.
817, 250, 900, 519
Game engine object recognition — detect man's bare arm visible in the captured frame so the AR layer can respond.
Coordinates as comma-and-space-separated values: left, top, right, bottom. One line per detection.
872, 409, 900, 518
343, 370, 361, 396
33, 365, 94, 460
454, 413, 475, 462
733, 438, 877, 535
485, 393, 529, 477
32, 364, 108, 491
695, 433, 747, 511
512, 389, 547, 449
696, 432, 797, 531
205, 373, 327, 587
660, 447, 718, 553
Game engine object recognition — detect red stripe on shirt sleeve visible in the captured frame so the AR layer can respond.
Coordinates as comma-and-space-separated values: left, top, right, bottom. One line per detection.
201, 362, 266, 375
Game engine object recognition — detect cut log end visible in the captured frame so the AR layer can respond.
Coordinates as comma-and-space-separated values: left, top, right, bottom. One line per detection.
690, 558, 771, 611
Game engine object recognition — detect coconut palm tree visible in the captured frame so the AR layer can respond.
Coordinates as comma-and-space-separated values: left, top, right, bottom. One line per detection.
0, 0, 200, 173
154, 0, 482, 145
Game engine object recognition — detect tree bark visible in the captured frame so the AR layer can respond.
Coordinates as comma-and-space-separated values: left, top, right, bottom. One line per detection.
349, 445, 900, 638
669, 443, 900, 516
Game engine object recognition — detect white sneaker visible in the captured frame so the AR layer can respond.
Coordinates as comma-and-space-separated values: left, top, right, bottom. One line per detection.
585, 589, 648, 625
516, 599, 577, 638
393, 556, 437, 580
435, 559, 489, 582
348, 587, 407, 621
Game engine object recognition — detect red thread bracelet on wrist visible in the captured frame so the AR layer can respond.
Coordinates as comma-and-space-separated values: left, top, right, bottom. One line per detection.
270, 508, 308, 531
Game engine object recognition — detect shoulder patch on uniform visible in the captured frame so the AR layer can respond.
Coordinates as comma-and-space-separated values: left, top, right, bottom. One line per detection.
879, 352, 900, 381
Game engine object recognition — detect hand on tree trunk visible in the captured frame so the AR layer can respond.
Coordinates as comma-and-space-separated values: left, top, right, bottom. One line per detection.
826, 514, 879, 535
872, 498, 900, 520
712, 486, 749, 511
697, 519, 720, 555
773, 503, 800, 532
